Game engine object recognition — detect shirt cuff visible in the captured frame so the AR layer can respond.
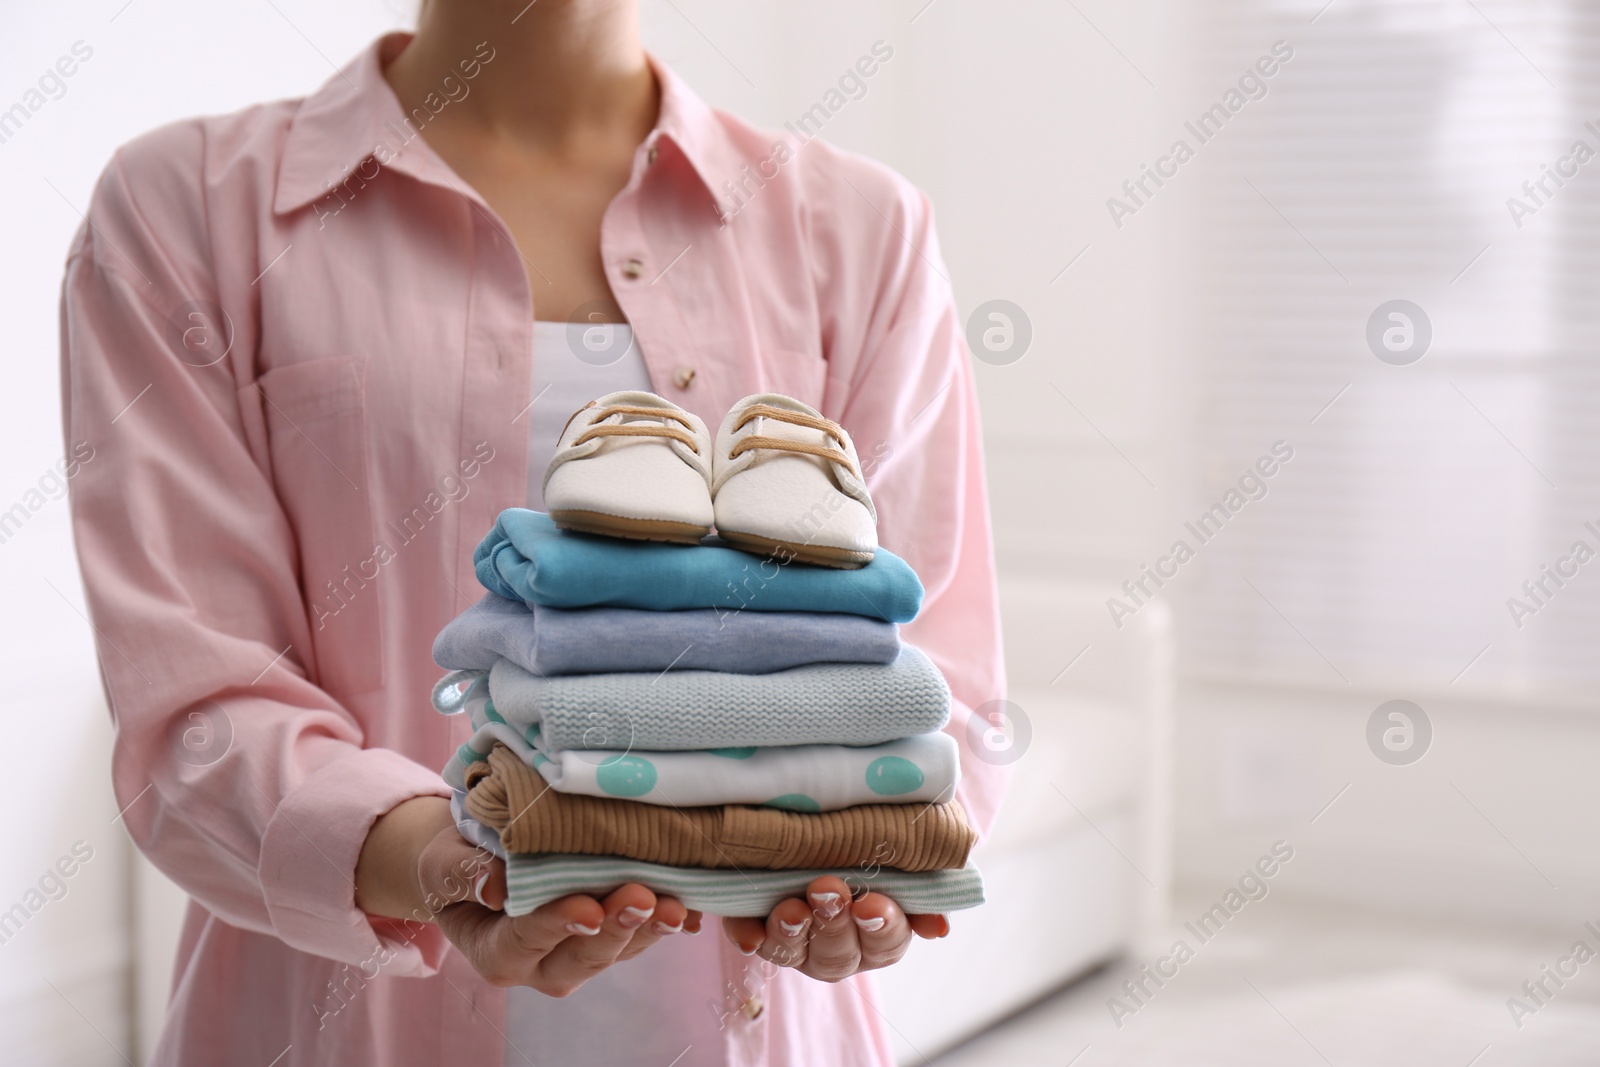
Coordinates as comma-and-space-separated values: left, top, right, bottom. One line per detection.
260, 745, 452, 975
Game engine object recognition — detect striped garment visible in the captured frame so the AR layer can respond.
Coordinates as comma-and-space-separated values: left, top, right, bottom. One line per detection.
501, 853, 986, 917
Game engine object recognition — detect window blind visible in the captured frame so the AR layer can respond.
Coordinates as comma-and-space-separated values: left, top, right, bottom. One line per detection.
1173, 0, 1599, 697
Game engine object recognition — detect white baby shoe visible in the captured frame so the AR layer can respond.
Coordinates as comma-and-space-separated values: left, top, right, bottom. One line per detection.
544, 391, 714, 544
710, 393, 877, 568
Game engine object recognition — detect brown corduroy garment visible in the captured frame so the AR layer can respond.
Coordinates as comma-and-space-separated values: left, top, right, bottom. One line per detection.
463, 744, 975, 872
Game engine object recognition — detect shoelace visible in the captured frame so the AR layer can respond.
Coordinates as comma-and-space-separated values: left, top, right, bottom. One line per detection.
568, 402, 702, 454
727, 404, 858, 477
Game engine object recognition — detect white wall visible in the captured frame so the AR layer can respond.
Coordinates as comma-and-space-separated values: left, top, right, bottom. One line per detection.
1153, 0, 1600, 933
0, 3, 409, 1062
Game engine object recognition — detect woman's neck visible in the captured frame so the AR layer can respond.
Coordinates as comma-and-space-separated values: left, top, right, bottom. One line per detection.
384, 0, 657, 151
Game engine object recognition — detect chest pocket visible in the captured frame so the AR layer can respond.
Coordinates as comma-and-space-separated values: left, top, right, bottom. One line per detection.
253, 355, 384, 696
755, 347, 828, 407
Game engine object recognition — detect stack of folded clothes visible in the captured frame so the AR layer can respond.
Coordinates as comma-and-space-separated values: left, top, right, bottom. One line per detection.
429, 391, 985, 918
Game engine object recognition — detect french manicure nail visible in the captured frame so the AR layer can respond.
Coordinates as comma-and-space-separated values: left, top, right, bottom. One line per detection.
809, 891, 843, 917
853, 914, 887, 932
472, 871, 492, 907
806, 895, 844, 921
653, 920, 683, 935
618, 906, 654, 928
738, 943, 759, 956
778, 919, 810, 937
566, 922, 601, 936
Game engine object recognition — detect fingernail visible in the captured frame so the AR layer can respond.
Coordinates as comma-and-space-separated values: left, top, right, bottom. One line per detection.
809, 891, 843, 917
472, 871, 492, 907
854, 914, 887, 933
738, 942, 759, 956
566, 922, 601, 936
618, 905, 654, 928
777, 918, 810, 938
653, 919, 683, 935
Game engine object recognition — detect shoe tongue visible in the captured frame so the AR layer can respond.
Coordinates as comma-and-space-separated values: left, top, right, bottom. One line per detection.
597, 390, 677, 425
754, 413, 829, 449
599, 389, 672, 411
745, 412, 840, 489
742, 393, 818, 419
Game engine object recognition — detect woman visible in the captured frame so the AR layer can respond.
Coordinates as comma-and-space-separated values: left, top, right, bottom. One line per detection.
60, 2, 1005, 1064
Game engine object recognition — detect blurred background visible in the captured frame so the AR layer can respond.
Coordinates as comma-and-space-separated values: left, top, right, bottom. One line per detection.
5, 0, 1600, 1063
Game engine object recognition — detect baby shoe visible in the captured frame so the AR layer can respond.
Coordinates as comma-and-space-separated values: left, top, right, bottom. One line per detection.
544, 391, 713, 544
710, 393, 877, 568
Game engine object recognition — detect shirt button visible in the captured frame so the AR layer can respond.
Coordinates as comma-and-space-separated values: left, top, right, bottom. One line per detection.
673, 366, 696, 389
740, 996, 764, 1021
647, 145, 659, 165
622, 258, 644, 279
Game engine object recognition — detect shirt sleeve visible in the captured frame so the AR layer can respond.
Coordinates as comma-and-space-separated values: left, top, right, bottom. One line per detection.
817, 167, 1010, 842
59, 133, 451, 974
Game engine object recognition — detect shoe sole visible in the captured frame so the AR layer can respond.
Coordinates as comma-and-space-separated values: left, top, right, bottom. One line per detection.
718, 530, 874, 570
550, 510, 709, 546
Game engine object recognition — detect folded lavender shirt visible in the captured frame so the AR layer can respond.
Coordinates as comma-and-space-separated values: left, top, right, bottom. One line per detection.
433, 593, 901, 676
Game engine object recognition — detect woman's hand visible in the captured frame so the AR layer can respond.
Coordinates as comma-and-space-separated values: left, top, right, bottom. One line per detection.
356, 796, 701, 997
720, 875, 948, 983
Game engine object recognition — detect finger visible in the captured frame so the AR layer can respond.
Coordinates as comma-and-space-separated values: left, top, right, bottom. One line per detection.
417, 831, 505, 915
539, 883, 657, 992
473, 864, 507, 911
439, 893, 605, 988
615, 895, 689, 962
907, 913, 949, 939
434, 899, 501, 971
851, 893, 914, 970
757, 896, 814, 969
650, 896, 689, 936
722, 915, 767, 955
501, 893, 608, 958
801, 876, 860, 981
806, 874, 852, 922
683, 909, 705, 935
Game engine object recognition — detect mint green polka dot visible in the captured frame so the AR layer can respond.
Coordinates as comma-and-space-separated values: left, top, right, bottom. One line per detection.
483, 699, 505, 724
764, 794, 822, 812
595, 755, 657, 797
524, 724, 541, 747
457, 743, 484, 766
707, 747, 757, 760
865, 756, 925, 796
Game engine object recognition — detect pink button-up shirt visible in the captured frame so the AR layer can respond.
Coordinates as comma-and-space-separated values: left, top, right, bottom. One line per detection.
60, 32, 1005, 1067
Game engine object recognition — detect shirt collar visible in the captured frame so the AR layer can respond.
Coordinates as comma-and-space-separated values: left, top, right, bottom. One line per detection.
644, 56, 733, 201
274, 32, 735, 217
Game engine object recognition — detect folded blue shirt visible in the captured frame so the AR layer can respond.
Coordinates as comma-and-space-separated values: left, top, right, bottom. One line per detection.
474, 509, 924, 622
434, 592, 902, 675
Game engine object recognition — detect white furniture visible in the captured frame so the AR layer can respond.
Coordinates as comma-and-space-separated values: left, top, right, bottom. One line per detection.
874, 580, 1173, 1062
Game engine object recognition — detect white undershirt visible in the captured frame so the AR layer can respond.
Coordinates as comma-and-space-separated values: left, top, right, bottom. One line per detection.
523, 319, 654, 510
505, 321, 727, 1067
